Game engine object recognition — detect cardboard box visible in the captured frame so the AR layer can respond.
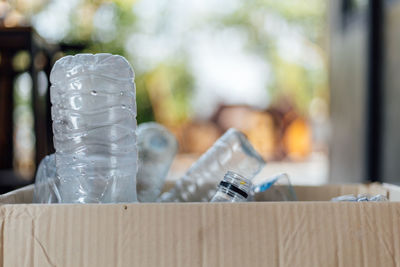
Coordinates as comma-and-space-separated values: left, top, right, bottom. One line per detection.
1, 183, 400, 267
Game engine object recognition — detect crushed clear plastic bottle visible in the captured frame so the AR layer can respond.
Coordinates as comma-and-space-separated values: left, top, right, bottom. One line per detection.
33, 154, 59, 203
136, 122, 178, 202
159, 128, 265, 202
331, 194, 388, 202
211, 171, 252, 202
50, 53, 138, 203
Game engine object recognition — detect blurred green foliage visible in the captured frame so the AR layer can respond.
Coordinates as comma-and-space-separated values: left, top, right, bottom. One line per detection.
28, 0, 328, 121
218, 0, 328, 115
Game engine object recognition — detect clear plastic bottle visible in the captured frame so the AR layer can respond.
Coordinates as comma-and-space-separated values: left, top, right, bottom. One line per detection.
211, 171, 252, 202
331, 194, 388, 202
136, 122, 178, 202
33, 154, 59, 203
251, 173, 297, 201
50, 54, 138, 203
159, 128, 265, 202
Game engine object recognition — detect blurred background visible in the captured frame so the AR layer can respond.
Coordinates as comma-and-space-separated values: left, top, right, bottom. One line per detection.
0, 0, 396, 193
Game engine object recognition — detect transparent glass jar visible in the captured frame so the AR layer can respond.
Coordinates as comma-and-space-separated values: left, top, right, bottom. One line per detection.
210, 171, 252, 202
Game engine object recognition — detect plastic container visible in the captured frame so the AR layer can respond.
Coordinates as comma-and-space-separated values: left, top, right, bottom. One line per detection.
50, 53, 138, 203
33, 154, 58, 203
136, 122, 178, 202
159, 128, 265, 202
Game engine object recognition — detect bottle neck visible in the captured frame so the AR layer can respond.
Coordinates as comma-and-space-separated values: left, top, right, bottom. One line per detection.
218, 171, 252, 200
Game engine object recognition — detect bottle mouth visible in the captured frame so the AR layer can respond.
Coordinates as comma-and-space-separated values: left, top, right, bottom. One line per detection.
218, 181, 249, 199
219, 171, 252, 199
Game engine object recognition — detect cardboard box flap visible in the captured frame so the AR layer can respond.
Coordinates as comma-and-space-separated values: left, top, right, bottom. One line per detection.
0, 184, 34, 204
256, 183, 388, 201
1, 202, 400, 267
3, 183, 391, 205
383, 183, 400, 201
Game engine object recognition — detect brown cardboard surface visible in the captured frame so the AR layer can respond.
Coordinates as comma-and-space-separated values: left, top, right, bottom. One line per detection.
1, 183, 400, 267
0, 184, 34, 204
1, 202, 400, 267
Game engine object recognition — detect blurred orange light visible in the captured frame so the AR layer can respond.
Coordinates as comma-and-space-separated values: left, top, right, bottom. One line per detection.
283, 118, 312, 160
